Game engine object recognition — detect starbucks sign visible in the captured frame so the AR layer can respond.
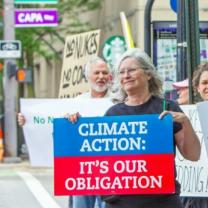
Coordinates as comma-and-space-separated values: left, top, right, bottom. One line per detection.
102, 36, 126, 67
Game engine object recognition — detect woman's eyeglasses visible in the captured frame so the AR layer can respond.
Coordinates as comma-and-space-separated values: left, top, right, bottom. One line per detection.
119, 68, 140, 76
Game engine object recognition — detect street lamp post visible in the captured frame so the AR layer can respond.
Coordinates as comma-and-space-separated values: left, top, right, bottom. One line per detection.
3, 0, 18, 158
176, 0, 187, 81
177, 0, 200, 104
186, 0, 200, 104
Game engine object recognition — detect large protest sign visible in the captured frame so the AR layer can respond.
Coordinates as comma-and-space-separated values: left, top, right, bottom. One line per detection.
58, 30, 100, 98
197, 101, 208, 155
20, 98, 113, 167
175, 105, 208, 197
53, 114, 175, 196
20, 98, 208, 196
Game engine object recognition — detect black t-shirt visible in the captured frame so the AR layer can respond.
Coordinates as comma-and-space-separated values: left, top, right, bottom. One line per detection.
102, 96, 183, 207
105, 95, 182, 134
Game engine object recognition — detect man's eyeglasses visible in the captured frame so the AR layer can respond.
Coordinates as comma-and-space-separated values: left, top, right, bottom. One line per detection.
119, 68, 140, 76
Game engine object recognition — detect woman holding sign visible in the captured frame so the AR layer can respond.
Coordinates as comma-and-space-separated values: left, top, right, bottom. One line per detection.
101, 48, 200, 208
69, 48, 200, 208
180, 63, 208, 208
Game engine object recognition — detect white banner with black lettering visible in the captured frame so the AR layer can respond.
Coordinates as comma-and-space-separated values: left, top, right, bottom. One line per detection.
176, 105, 208, 197
197, 101, 208, 156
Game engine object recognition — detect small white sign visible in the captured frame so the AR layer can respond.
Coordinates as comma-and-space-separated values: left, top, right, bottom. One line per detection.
20, 98, 113, 167
197, 101, 208, 155
0, 40, 21, 58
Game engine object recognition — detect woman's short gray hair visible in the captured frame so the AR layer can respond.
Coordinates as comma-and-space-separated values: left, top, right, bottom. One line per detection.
112, 48, 163, 102
84, 56, 108, 80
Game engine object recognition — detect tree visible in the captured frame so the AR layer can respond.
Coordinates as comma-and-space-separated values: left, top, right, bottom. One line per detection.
15, 0, 102, 96
16, 0, 102, 63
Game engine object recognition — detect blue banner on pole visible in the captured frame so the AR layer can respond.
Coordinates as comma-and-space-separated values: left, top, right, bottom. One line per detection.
170, 0, 177, 13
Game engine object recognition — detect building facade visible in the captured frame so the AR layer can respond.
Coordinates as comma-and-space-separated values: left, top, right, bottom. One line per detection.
30, 0, 208, 98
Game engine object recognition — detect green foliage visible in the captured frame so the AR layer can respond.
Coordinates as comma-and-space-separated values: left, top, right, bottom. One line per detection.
15, 0, 102, 66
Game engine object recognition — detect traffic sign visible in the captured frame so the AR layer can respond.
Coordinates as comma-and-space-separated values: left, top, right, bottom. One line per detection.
170, 0, 177, 13
16, 69, 26, 81
0, 40, 22, 59
16, 68, 32, 83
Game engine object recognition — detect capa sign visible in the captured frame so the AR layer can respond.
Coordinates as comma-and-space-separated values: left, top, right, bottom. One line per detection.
15, 9, 58, 27
18, 13, 44, 23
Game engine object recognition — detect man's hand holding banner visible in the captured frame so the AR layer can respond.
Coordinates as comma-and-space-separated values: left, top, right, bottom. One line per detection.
53, 114, 175, 196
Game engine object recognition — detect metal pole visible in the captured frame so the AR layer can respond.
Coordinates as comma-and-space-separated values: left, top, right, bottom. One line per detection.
3, 0, 18, 157
177, 0, 200, 104
186, 0, 200, 104
144, 0, 155, 56
176, 0, 187, 81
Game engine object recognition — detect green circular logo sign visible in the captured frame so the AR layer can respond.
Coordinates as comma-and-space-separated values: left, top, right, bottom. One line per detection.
102, 36, 126, 67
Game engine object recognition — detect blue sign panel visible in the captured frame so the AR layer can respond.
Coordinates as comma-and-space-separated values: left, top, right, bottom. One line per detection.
53, 114, 173, 157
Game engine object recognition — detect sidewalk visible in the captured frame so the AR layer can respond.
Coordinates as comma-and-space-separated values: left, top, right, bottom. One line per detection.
0, 157, 28, 167
0, 157, 53, 172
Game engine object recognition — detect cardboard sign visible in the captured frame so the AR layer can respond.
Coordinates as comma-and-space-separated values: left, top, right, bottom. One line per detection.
53, 114, 175, 196
58, 30, 100, 98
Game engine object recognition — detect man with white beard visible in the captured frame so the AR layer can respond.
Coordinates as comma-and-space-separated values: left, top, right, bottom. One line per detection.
77, 56, 112, 99
18, 56, 112, 208
68, 56, 112, 208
